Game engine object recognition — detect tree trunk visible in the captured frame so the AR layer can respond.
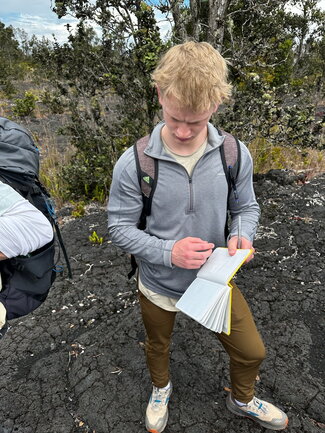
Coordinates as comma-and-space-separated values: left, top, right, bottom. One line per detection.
170, 0, 188, 42
190, 0, 200, 41
207, 0, 230, 50
170, 0, 230, 50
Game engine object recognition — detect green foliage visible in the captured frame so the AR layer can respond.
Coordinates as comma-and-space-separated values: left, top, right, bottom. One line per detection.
1, 80, 16, 97
12, 0, 323, 204
62, 153, 110, 200
217, 68, 323, 151
57, 105, 137, 199
0, 21, 32, 86
12, 91, 38, 117
40, 90, 66, 114
71, 201, 86, 218
92, 185, 106, 203
88, 231, 103, 245
32, 0, 167, 200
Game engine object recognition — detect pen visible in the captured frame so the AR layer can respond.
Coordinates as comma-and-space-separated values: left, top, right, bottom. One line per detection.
237, 215, 242, 249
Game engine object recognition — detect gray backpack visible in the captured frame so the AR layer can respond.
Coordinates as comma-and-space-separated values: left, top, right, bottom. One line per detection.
0, 117, 71, 321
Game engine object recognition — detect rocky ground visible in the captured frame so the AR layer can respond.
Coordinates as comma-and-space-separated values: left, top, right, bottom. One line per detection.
0, 170, 324, 433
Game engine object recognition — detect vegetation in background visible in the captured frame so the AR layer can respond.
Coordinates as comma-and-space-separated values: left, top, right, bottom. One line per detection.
29, 1, 166, 200
12, 91, 38, 117
0, 0, 324, 203
38, 138, 75, 206
0, 22, 25, 96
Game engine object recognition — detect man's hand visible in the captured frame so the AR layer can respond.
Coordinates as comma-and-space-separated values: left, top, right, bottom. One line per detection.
228, 236, 255, 263
172, 237, 214, 269
0, 252, 8, 261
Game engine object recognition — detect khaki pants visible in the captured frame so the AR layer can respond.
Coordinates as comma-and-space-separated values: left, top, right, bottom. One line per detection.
139, 282, 266, 403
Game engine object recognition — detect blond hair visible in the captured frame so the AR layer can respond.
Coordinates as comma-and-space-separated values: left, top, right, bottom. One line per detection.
151, 41, 232, 113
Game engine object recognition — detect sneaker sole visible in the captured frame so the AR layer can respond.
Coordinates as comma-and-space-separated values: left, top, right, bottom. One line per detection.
226, 398, 289, 431
146, 425, 167, 433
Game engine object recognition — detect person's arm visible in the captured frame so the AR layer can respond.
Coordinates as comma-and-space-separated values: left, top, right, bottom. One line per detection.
227, 142, 260, 262
108, 148, 178, 268
108, 148, 216, 269
0, 199, 53, 259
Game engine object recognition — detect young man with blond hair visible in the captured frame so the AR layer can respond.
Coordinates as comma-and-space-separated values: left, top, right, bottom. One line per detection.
108, 41, 288, 432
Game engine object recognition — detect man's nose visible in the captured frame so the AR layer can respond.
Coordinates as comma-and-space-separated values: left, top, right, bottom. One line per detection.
176, 124, 191, 138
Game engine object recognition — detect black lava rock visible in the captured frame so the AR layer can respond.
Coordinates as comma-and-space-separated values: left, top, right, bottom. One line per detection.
0, 171, 324, 433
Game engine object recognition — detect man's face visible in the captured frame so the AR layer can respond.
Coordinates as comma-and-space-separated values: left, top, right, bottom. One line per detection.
158, 92, 218, 149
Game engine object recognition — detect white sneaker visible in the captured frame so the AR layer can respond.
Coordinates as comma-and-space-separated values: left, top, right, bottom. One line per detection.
226, 394, 288, 430
145, 383, 172, 433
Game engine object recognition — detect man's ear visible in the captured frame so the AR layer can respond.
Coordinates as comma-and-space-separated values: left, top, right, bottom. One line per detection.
156, 86, 163, 105
213, 103, 219, 113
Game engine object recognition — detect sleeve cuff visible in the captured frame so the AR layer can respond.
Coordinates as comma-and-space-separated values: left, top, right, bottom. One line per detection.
163, 240, 177, 267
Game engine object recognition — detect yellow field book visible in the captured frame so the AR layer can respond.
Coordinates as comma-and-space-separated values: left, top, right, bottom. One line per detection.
176, 247, 253, 335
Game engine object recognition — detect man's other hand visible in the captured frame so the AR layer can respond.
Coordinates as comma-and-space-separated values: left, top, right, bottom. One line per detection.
171, 237, 214, 269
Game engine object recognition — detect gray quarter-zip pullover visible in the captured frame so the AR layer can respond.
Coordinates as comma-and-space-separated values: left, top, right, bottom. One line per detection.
107, 122, 260, 298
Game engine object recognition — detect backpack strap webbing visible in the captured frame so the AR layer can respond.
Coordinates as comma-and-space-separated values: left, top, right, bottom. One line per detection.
133, 135, 158, 229
52, 222, 73, 279
218, 129, 241, 203
128, 135, 157, 279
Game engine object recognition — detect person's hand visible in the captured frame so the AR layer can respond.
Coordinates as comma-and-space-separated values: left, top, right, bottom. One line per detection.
171, 237, 214, 269
228, 236, 255, 263
0, 252, 8, 261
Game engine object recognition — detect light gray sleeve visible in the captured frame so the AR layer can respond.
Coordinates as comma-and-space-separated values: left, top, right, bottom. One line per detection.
0, 199, 54, 258
107, 148, 175, 267
228, 141, 260, 242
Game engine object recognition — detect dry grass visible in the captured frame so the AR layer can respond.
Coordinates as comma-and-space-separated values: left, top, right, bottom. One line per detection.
0, 87, 74, 205
38, 135, 76, 207
248, 137, 325, 180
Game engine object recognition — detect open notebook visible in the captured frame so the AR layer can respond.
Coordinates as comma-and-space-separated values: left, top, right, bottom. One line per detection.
176, 247, 253, 335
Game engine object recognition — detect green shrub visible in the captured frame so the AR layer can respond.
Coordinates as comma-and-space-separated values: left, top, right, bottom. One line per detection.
12, 91, 38, 117
71, 201, 86, 218
41, 90, 66, 114
1, 80, 16, 97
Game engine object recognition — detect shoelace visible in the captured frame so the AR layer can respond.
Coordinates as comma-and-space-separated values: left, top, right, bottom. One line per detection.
249, 398, 268, 415
151, 387, 169, 410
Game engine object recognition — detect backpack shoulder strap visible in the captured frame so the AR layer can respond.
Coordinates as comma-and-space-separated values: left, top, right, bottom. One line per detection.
133, 135, 158, 228
218, 129, 241, 203
128, 135, 158, 279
